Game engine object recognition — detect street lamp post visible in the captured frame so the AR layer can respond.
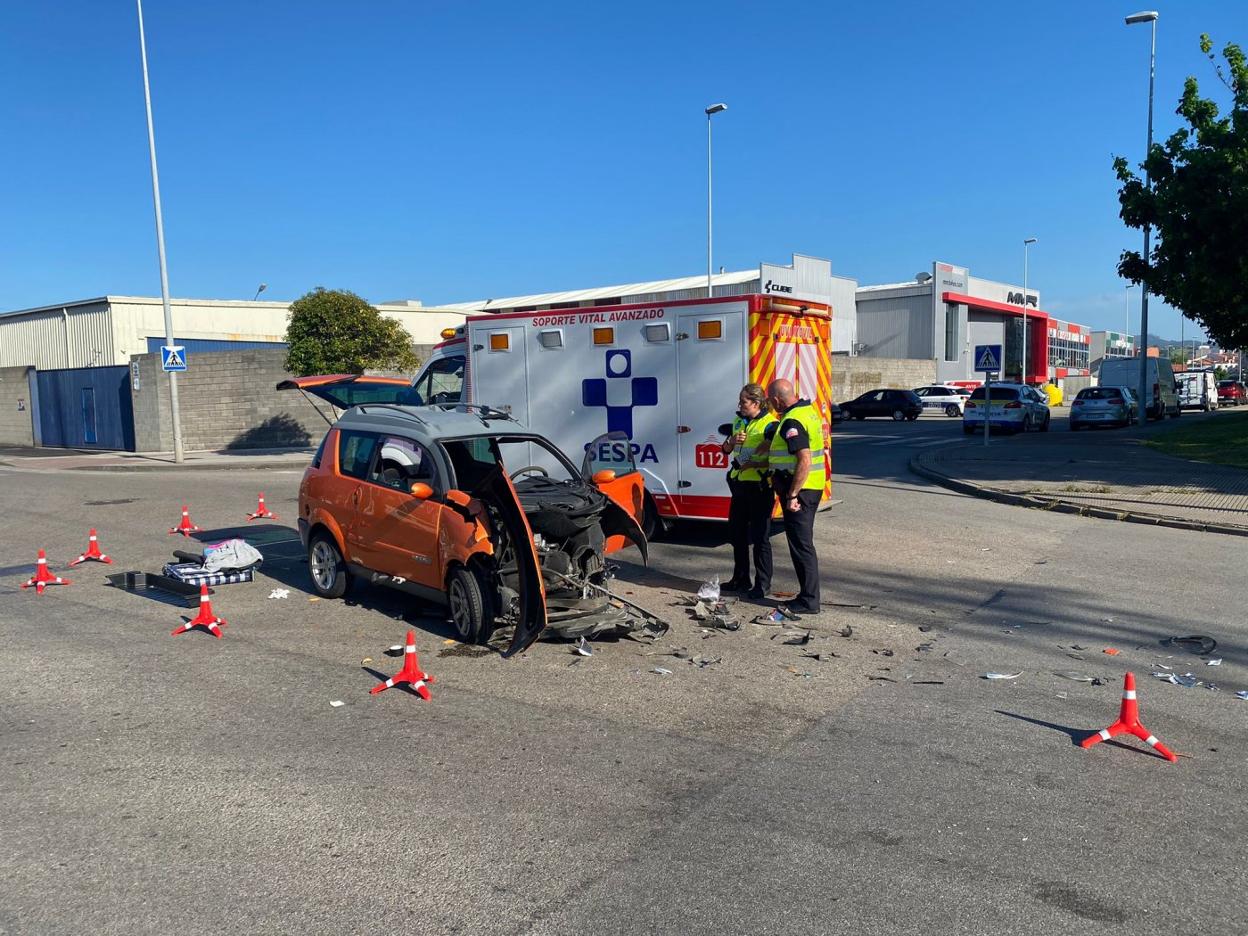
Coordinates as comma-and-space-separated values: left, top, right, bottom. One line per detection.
1126, 10, 1159, 425
1023, 237, 1037, 385
705, 103, 727, 298
135, 0, 184, 463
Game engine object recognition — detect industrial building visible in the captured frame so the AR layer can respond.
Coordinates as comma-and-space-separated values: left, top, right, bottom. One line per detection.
855, 261, 1093, 394
434, 254, 859, 354
0, 295, 468, 371
1089, 330, 1138, 375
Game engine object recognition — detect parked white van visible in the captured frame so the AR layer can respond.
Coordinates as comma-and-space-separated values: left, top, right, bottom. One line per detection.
1098, 357, 1180, 420
1175, 370, 1219, 412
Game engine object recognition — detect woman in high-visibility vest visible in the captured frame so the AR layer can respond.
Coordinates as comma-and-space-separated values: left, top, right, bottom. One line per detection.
720, 383, 778, 599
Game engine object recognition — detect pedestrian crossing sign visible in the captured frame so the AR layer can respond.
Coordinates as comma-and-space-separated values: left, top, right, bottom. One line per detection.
161, 345, 188, 372
974, 344, 1002, 373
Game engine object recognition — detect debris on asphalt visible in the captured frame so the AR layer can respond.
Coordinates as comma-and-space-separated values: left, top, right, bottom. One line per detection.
268, 588, 290, 600
781, 630, 813, 646
696, 577, 721, 601
308, 597, 320, 602
871, 648, 895, 657
1163, 635, 1218, 655
1206, 658, 1222, 666
838, 625, 853, 638
689, 655, 721, 669
574, 637, 592, 657
916, 641, 936, 653
1055, 671, 1107, 685
1153, 671, 1199, 688
801, 650, 837, 662
361, 657, 373, 665
1066, 652, 1087, 661
1103, 648, 1121, 656
912, 680, 945, 685
983, 672, 1023, 680
1236, 691, 1248, 701
330, 700, 345, 708
1071, 644, 1089, 651
387, 644, 403, 653
1055, 691, 1068, 699
651, 666, 673, 676
1101, 617, 1114, 623
867, 675, 897, 682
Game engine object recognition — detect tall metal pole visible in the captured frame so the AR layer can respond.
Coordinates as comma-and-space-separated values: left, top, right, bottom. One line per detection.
136, 0, 184, 462
707, 112, 713, 299
1129, 13, 1159, 425
1022, 238, 1036, 384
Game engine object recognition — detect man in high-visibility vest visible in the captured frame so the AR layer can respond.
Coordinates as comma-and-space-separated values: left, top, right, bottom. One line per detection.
720, 382, 777, 598
765, 378, 825, 615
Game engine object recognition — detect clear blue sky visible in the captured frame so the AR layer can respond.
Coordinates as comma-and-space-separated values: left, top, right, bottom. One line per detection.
2, 0, 1244, 341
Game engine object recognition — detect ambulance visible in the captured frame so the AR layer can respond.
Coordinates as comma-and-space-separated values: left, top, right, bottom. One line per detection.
407, 294, 835, 530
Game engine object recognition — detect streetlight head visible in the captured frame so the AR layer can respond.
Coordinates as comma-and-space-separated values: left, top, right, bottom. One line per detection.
705, 102, 727, 115
1124, 11, 1158, 24
1024, 237, 1038, 245
257, 283, 267, 293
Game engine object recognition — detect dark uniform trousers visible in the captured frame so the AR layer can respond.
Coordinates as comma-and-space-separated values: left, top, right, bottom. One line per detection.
728, 475, 775, 590
776, 484, 821, 612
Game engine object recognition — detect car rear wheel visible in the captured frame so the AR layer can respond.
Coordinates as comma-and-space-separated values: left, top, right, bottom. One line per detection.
1021, 415, 1033, 433
448, 565, 493, 645
892, 409, 906, 421
945, 404, 961, 417
308, 532, 350, 599
1039, 413, 1050, 432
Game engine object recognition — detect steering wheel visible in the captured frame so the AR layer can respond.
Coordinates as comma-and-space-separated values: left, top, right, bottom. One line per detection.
509, 466, 549, 481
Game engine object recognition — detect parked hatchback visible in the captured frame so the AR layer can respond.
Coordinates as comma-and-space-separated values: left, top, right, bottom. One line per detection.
840, 389, 923, 421
962, 383, 1051, 434
1218, 380, 1247, 406
1069, 386, 1138, 429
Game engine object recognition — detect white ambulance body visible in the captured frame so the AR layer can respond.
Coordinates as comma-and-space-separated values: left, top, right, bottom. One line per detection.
410, 294, 834, 523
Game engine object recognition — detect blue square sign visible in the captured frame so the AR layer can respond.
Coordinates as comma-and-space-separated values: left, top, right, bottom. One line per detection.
974, 344, 1002, 373
161, 345, 188, 372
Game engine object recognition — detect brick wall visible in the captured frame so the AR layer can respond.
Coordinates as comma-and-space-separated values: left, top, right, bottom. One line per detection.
131, 348, 345, 452
831, 356, 937, 402
0, 366, 36, 445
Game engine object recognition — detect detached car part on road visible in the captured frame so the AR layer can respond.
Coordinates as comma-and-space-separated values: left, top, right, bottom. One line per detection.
282, 381, 658, 657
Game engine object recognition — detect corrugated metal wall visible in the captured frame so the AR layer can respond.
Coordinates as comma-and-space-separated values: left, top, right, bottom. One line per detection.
0, 302, 114, 369
856, 292, 932, 359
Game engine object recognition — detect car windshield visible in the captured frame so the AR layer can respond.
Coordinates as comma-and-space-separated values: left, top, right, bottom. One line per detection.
441, 434, 578, 491
968, 387, 1019, 401
1078, 388, 1124, 400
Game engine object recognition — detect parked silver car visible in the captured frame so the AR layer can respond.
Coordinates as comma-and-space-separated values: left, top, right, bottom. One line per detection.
1069, 386, 1138, 429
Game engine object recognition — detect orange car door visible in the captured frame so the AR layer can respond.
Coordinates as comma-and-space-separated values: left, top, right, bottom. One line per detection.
352, 435, 445, 590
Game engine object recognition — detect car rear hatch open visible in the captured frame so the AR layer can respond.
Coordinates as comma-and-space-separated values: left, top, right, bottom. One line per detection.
276, 375, 420, 423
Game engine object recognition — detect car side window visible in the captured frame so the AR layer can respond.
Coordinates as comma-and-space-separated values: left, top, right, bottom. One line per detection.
338, 430, 379, 480
368, 435, 439, 493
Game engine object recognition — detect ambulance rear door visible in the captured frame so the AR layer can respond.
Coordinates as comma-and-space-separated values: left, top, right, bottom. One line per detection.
466, 322, 531, 427
674, 302, 749, 516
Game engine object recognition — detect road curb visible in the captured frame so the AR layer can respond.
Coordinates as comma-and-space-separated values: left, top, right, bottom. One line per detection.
908, 455, 1248, 538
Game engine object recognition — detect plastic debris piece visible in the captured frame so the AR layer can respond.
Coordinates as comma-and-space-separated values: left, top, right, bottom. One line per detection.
1154, 663, 1173, 670
801, 650, 837, 662
1071, 644, 1089, 651
1164, 635, 1218, 655
783, 631, 813, 646
912, 680, 944, 685
651, 667, 673, 675
1175, 674, 1199, 688
330, 700, 345, 708
696, 577, 720, 602
983, 672, 1022, 680
1056, 692, 1068, 699
361, 657, 373, 665
1103, 648, 1121, 656
1055, 671, 1095, 682
867, 675, 897, 682
871, 648, 895, 657
268, 588, 290, 600
838, 625, 853, 638
690, 601, 711, 621
1206, 658, 1222, 666
689, 655, 721, 668
1236, 691, 1248, 701
574, 637, 592, 657
308, 597, 320, 602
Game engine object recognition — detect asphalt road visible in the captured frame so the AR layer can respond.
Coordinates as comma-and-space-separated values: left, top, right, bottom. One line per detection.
2, 431, 1245, 935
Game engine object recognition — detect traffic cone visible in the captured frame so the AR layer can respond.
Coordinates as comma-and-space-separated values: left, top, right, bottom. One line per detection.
20, 549, 71, 595
246, 493, 278, 521
171, 584, 225, 638
370, 630, 434, 699
168, 505, 202, 536
1081, 672, 1177, 763
69, 529, 112, 566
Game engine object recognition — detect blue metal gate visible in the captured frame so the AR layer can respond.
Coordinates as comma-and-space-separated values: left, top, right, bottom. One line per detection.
35, 366, 135, 451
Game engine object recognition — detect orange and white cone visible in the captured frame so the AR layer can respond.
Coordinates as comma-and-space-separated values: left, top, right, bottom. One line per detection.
370, 630, 434, 699
168, 505, 202, 536
20, 549, 71, 595
1081, 672, 1177, 763
171, 585, 226, 638
246, 492, 278, 521
69, 529, 113, 566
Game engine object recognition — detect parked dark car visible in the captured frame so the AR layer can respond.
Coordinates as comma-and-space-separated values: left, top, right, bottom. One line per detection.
1218, 380, 1247, 406
839, 389, 923, 421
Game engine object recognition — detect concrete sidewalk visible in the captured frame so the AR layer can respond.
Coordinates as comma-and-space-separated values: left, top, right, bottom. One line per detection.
0, 445, 314, 472
912, 431, 1248, 535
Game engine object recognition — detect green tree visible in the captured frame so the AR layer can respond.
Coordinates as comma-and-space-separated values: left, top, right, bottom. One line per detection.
1115, 35, 1248, 349
284, 287, 420, 376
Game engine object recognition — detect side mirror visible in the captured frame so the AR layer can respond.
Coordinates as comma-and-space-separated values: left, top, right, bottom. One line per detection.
409, 482, 433, 500
591, 469, 617, 484
717, 423, 734, 436
445, 489, 472, 508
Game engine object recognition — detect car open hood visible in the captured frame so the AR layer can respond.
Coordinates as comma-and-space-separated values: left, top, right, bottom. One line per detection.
276, 374, 417, 410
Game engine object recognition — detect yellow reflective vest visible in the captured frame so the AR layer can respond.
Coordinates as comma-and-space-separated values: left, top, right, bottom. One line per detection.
767, 402, 826, 492
729, 411, 778, 482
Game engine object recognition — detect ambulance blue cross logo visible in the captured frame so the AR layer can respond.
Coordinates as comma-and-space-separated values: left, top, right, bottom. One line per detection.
581, 350, 658, 438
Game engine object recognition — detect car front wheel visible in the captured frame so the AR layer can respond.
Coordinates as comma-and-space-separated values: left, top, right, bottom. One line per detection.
448, 565, 494, 645
308, 532, 350, 599
945, 404, 961, 417
892, 409, 906, 421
